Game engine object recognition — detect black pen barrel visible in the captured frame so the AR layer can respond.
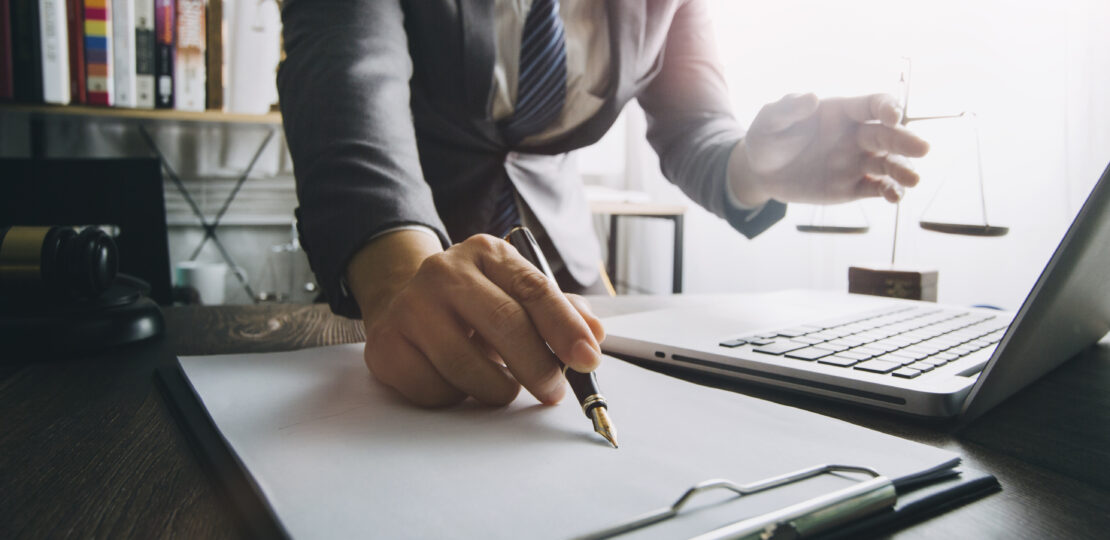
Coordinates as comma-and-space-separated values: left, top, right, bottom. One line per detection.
565, 368, 607, 418
504, 227, 608, 418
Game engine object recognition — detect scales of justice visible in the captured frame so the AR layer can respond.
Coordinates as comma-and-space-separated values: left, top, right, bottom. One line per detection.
797, 59, 1009, 301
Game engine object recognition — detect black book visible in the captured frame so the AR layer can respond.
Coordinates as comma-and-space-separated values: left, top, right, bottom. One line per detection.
9, 0, 43, 103
153, 0, 174, 108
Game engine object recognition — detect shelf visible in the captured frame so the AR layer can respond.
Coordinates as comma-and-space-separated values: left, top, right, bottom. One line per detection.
0, 103, 282, 125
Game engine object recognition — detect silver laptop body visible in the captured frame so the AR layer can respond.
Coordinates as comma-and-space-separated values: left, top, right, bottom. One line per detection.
602, 162, 1110, 420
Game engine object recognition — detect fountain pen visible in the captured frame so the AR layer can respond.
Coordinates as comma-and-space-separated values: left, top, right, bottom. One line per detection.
504, 226, 619, 449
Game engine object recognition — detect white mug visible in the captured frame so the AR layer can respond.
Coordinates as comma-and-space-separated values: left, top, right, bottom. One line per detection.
174, 261, 229, 305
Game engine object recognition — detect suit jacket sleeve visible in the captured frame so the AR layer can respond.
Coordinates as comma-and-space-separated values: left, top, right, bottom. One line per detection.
278, 0, 450, 318
637, 0, 786, 238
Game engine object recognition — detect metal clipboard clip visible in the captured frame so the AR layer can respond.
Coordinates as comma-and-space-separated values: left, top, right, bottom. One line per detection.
576, 464, 897, 540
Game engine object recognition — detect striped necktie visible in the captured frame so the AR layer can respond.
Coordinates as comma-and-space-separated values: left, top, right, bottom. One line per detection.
488, 0, 567, 238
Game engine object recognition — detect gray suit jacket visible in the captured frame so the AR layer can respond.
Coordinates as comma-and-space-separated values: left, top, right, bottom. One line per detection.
278, 0, 787, 318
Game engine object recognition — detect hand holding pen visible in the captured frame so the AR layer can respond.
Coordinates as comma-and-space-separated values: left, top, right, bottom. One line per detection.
347, 229, 607, 416
504, 227, 619, 448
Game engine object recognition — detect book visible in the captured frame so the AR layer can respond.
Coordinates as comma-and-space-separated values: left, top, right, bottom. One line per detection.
152, 0, 171, 108
64, 0, 85, 103
132, 0, 152, 107
203, 0, 218, 110
172, 0, 201, 111
38, 0, 70, 104
83, 0, 112, 105
0, 0, 12, 100
10, 0, 43, 102
36, 0, 69, 104
109, 0, 134, 106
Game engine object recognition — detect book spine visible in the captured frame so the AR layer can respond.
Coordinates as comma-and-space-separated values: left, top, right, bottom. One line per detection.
109, 0, 133, 106
83, 0, 112, 105
152, 0, 171, 108
132, 0, 152, 107
0, 0, 12, 100
172, 0, 201, 111
65, 0, 85, 103
11, 0, 44, 102
203, 0, 219, 110
38, 0, 69, 104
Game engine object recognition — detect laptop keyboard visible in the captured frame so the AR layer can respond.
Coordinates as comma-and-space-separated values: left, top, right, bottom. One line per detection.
718, 306, 1008, 379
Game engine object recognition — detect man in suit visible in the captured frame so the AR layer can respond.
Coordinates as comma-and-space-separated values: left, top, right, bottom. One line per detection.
277, 0, 928, 407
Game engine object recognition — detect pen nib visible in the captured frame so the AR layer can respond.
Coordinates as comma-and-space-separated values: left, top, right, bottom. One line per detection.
590, 407, 619, 448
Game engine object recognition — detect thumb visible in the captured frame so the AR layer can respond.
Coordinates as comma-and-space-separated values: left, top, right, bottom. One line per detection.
751, 93, 820, 134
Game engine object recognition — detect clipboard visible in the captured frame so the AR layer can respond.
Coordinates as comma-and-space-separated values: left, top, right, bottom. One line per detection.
576, 463, 996, 539
157, 345, 999, 539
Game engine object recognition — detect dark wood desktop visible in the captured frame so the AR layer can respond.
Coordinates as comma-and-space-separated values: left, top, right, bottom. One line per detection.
1, 298, 1107, 538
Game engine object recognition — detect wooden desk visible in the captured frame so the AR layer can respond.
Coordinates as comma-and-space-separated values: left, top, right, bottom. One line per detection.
1, 298, 1107, 538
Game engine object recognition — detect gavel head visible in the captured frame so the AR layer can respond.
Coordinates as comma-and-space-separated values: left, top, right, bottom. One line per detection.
0, 226, 119, 303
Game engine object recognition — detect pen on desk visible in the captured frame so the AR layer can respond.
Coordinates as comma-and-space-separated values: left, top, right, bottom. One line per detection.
504, 226, 619, 449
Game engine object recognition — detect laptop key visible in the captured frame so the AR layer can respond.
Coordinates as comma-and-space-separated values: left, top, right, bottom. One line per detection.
793, 336, 825, 345
746, 338, 776, 346
785, 347, 834, 361
908, 361, 936, 372
888, 350, 929, 362
827, 337, 868, 348
892, 368, 922, 379
777, 327, 816, 338
836, 350, 874, 361
854, 359, 901, 374
819, 355, 861, 367
753, 341, 809, 355
813, 342, 850, 353
719, 338, 747, 348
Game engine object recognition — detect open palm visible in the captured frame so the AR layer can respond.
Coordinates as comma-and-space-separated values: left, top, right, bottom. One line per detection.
742, 93, 929, 205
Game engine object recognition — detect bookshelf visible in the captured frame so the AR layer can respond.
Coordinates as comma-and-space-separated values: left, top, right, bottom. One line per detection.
0, 102, 282, 124
2, 102, 284, 303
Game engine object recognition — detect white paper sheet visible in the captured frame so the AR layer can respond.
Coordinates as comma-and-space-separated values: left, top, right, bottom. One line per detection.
179, 344, 959, 539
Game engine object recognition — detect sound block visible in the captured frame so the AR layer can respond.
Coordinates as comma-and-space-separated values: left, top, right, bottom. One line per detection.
849, 265, 938, 302
0, 279, 164, 358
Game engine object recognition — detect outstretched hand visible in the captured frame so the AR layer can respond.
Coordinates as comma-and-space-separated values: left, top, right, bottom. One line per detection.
729, 93, 930, 206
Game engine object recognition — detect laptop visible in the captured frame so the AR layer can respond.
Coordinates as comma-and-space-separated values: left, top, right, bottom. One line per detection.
601, 161, 1110, 421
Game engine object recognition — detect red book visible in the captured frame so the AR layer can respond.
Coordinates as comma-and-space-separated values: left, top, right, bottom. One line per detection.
0, 0, 12, 100
83, 0, 112, 106
66, 0, 86, 103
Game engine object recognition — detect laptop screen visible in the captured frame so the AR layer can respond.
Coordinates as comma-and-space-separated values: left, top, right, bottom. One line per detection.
961, 161, 1110, 421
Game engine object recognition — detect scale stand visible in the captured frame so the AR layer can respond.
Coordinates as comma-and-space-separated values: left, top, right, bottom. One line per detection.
848, 203, 938, 301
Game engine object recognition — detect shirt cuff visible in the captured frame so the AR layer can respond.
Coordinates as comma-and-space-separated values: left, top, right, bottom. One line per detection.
724, 176, 770, 223
365, 224, 442, 244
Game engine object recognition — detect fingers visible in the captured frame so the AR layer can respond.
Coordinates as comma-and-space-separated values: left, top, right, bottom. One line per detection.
400, 307, 522, 407
751, 93, 820, 134
839, 93, 903, 126
857, 175, 905, 202
426, 235, 599, 404
856, 123, 929, 158
362, 234, 605, 408
472, 236, 602, 373
861, 152, 919, 188
566, 294, 605, 344
364, 328, 467, 408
